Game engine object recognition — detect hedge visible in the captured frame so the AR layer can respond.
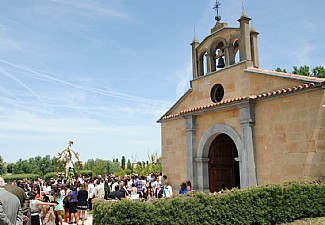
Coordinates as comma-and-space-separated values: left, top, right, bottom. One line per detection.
43, 170, 93, 181
2, 174, 39, 182
43, 172, 58, 181
2, 170, 94, 183
93, 181, 325, 225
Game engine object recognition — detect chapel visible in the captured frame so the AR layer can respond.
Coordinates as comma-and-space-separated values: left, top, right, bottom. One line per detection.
158, 6, 325, 192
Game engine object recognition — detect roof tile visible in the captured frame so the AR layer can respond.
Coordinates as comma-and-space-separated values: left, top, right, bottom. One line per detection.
162, 82, 318, 120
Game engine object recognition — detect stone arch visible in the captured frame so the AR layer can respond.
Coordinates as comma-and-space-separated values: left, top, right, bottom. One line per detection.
197, 48, 208, 76
196, 124, 244, 191
229, 33, 242, 65
208, 37, 227, 51
229, 33, 241, 46
208, 37, 228, 71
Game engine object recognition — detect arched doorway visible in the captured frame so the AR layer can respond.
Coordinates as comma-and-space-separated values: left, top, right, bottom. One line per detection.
208, 133, 240, 192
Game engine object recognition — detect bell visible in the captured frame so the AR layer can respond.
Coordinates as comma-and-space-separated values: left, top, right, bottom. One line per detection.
217, 57, 225, 68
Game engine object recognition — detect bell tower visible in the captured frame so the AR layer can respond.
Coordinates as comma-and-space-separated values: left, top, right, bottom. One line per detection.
191, 1, 259, 79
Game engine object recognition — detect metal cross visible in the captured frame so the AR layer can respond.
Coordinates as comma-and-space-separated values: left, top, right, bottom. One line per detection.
213, 0, 222, 21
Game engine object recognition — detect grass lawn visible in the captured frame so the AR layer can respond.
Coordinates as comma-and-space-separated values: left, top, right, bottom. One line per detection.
281, 217, 325, 225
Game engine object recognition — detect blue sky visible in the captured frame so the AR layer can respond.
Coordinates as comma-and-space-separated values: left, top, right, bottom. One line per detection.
0, 0, 324, 163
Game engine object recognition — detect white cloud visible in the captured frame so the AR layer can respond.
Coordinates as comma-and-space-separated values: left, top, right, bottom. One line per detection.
0, 58, 170, 106
303, 21, 316, 32
0, 23, 25, 53
175, 61, 192, 99
0, 104, 162, 162
0, 66, 49, 108
49, 0, 128, 19
291, 20, 316, 66
0, 106, 156, 137
294, 44, 313, 66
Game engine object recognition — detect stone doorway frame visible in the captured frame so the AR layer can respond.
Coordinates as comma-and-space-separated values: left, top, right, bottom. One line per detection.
196, 123, 257, 191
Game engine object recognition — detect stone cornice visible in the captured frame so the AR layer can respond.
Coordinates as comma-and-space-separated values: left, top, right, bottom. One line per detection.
159, 82, 320, 122
246, 68, 325, 83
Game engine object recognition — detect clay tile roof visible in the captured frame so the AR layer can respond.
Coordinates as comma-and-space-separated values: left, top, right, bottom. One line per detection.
161, 82, 319, 121
246, 67, 325, 83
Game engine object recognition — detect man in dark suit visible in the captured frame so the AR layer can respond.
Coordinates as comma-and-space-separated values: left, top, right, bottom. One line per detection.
107, 185, 124, 200
5, 181, 30, 225
0, 177, 24, 225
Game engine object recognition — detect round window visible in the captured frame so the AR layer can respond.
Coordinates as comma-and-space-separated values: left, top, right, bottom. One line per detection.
210, 84, 224, 103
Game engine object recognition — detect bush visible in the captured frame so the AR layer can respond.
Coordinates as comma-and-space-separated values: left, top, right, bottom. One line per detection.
93, 181, 325, 225
3, 174, 39, 182
43, 170, 93, 181
114, 169, 132, 177
80, 170, 93, 178
43, 172, 57, 181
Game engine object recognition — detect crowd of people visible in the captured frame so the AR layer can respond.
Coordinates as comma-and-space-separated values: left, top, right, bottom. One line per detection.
0, 173, 192, 225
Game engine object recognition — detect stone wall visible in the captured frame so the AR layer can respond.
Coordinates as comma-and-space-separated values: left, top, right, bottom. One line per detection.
255, 89, 325, 184
196, 109, 241, 143
161, 119, 187, 190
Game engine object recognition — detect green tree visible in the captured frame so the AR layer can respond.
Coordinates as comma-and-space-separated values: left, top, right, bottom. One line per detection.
275, 67, 287, 73
127, 159, 132, 170
121, 156, 126, 170
6, 163, 14, 174
0, 156, 6, 175
292, 65, 310, 76
9, 155, 59, 176
84, 158, 111, 176
109, 161, 120, 174
84, 159, 95, 171
28, 156, 44, 175
53, 157, 64, 175
312, 66, 325, 78
133, 153, 162, 176
13, 159, 31, 174
277, 65, 325, 78
39, 155, 55, 176
93, 159, 110, 176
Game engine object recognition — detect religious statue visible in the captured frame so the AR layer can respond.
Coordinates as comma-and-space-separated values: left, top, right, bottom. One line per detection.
56, 141, 81, 179
64, 149, 73, 177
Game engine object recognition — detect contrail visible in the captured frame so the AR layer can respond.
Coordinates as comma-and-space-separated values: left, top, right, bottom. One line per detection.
0, 84, 26, 106
0, 58, 170, 107
0, 66, 50, 109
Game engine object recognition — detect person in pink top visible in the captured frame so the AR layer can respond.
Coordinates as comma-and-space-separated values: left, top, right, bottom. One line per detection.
186, 180, 192, 192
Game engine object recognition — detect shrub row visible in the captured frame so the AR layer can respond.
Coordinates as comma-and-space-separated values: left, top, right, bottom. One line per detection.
2, 174, 39, 182
2, 170, 93, 183
43, 170, 93, 181
93, 181, 325, 225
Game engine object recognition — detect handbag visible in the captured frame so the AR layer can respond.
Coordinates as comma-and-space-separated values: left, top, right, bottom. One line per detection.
63, 196, 69, 206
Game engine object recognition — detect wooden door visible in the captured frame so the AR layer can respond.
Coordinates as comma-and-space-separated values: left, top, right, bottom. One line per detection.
208, 134, 239, 192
